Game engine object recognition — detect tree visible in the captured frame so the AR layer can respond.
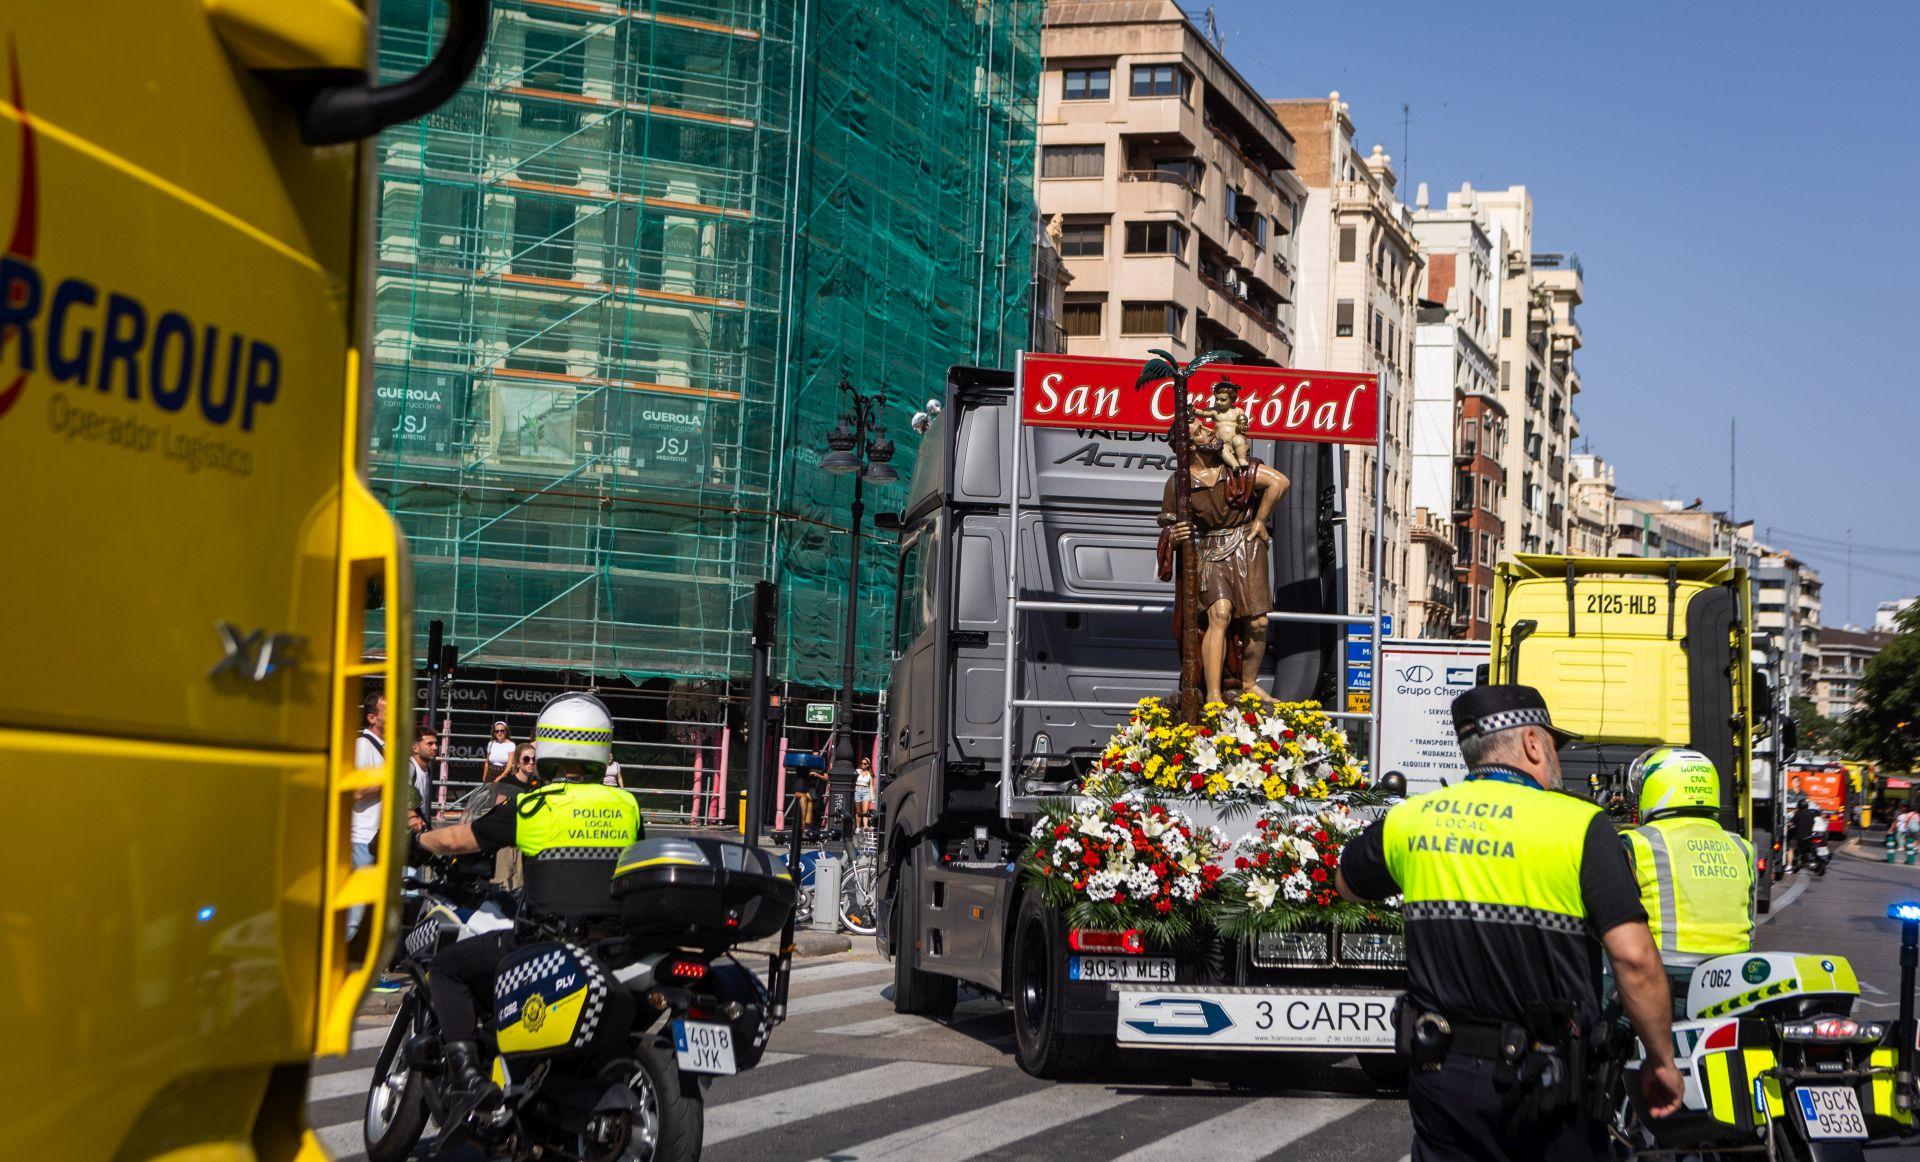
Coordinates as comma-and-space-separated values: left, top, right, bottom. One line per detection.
1843, 603, 1920, 771
1790, 699, 1840, 756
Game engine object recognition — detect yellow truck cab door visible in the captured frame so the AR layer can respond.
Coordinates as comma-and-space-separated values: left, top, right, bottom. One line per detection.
0, 3, 481, 1157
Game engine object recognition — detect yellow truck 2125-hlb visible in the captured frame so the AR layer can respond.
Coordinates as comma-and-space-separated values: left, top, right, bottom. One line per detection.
1489, 555, 1761, 843
0, 3, 483, 1157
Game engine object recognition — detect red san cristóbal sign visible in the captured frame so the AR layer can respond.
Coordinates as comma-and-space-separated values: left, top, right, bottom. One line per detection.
1019, 353, 1380, 446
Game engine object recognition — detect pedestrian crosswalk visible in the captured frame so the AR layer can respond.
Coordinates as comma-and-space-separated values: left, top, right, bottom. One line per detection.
302, 951, 1411, 1161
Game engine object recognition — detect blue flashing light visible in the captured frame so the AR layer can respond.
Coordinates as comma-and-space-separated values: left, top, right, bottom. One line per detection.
1889, 902, 1920, 923
196, 906, 216, 923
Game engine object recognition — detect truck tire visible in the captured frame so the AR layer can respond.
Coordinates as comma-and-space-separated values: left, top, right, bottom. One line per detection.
1010, 891, 1111, 1079
892, 849, 957, 1018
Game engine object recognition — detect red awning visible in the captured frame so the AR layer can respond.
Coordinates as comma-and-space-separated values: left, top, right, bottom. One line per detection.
1889, 778, 1911, 791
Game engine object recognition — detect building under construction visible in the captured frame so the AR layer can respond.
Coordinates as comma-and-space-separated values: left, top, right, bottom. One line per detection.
366, 0, 1040, 812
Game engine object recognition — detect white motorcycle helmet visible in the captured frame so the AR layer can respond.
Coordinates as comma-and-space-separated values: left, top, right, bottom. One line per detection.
532, 692, 614, 782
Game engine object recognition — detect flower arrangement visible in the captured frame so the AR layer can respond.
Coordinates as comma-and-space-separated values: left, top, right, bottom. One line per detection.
1020, 795, 1231, 943
1086, 692, 1368, 805
1207, 805, 1402, 938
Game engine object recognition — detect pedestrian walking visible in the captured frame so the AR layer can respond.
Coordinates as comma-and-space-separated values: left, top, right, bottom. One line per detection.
1900, 807, 1920, 865
408, 725, 439, 831
1338, 684, 1682, 1161
484, 720, 515, 779
347, 691, 387, 945
855, 755, 876, 828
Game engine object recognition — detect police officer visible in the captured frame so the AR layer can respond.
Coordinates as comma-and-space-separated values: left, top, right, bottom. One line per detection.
1622, 747, 1754, 973
1338, 685, 1682, 1160
415, 692, 642, 1130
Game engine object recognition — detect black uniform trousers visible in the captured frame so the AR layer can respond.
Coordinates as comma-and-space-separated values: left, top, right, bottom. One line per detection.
1409, 1057, 1611, 1162
429, 931, 517, 1042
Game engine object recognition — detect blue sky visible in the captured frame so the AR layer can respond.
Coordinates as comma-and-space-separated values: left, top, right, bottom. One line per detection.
1187, 0, 1920, 626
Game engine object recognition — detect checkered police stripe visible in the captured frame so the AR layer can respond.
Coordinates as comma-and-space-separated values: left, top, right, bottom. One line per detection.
1406, 898, 1587, 936
536, 725, 614, 742
1459, 708, 1554, 739
530, 846, 623, 861
495, 947, 569, 997
568, 940, 607, 1047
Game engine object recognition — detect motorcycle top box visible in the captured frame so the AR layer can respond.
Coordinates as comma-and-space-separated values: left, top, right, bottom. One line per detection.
612, 836, 797, 948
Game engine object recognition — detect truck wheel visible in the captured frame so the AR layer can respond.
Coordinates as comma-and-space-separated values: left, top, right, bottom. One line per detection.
1010, 891, 1110, 1079
892, 849, 957, 1018
1358, 1054, 1408, 1089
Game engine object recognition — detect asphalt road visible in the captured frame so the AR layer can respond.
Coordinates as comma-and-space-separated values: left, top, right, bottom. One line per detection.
306, 846, 1920, 1161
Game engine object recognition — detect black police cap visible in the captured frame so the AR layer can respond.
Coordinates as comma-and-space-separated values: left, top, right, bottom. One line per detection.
1451, 684, 1580, 747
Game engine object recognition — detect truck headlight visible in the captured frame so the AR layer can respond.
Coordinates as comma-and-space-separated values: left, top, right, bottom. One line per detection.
1252, 929, 1330, 967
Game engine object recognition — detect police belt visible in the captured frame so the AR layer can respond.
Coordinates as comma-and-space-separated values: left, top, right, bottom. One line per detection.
1398, 997, 1611, 1120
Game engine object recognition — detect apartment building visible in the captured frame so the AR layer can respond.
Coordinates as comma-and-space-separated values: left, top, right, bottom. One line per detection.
1411, 183, 1502, 637
1568, 453, 1617, 558
1741, 527, 1826, 702
1270, 94, 1422, 624
1039, 0, 1305, 366
1815, 626, 1892, 721
1878, 598, 1917, 632
1612, 499, 1717, 558
1472, 187, 1581, 556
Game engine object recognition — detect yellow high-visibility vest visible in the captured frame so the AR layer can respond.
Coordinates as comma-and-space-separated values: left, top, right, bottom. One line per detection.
1623, 816, 1754, 959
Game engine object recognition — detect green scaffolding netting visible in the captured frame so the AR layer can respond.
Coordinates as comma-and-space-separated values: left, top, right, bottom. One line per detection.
365, 0, 1039, 690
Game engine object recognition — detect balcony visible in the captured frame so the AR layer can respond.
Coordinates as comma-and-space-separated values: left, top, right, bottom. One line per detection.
1118, 171, 1197, 215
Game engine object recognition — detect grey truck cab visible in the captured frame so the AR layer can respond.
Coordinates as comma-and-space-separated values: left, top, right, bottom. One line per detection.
878, 365, 1407, 1080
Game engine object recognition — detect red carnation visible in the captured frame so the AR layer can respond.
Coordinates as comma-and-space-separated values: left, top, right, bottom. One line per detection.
1054, 823, 1071, 838
1151, 862, 1168, 877
1151, 804, 1168, 818
1128, 761, 1143, 774
1190, 773, 1206, 790
1112, 891, 1126, 903
1256, 852, 1271, 866
1239, 744, 1253, 756
1198, 726, 1213, 737
1084, 852, 1101, 868
1172, 753, 1187, 765
1314, 830, 1328, 843
1311, 868, 1328, 883
1243, 712, 1258, 725
1261, 763, 1273, 774
1155, 898, 1173, 914
1179, 826, 1191, 838
1235, 856, 1251, 870
1282, 729, 1295, 740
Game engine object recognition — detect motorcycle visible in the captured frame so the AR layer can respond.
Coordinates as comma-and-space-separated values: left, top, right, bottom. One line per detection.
1798, 826, 1832, 878
1615, 951, 1916, 1160
363, 835, 796, 1162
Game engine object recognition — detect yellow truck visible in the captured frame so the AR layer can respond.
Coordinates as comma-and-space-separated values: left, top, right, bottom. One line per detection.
1489, 555, 1760, 843
0, 2, 481, 1156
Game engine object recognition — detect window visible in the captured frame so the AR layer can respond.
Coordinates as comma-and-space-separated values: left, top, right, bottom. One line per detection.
894, 532, 932, 654
1124, 220, 1186, 256
1041, 144, 1104, 179
1481, 477, 1494, 510
1059, 219, 1105, 257
1500, 360, 1510, 389
1062, 67, 1111, 100
1121, 300, 1185, 337
1501, 308, 1512, 338
512, 195, 576, 277
1062, 297, 1103, 337
419, 180, 478, 259
1130, 63, 1190, 98
1339, 226, 1357, 263
1336, 299, 1354, 337
1479, 533, 1493, 567
1478, 587, 1492, 620
521, 25, 586, 130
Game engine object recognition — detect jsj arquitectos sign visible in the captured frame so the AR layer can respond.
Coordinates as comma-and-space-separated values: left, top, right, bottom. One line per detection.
1020, 353, 1379, 446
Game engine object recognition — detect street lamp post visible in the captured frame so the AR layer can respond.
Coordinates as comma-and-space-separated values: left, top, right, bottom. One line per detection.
820, 377, 897, 769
